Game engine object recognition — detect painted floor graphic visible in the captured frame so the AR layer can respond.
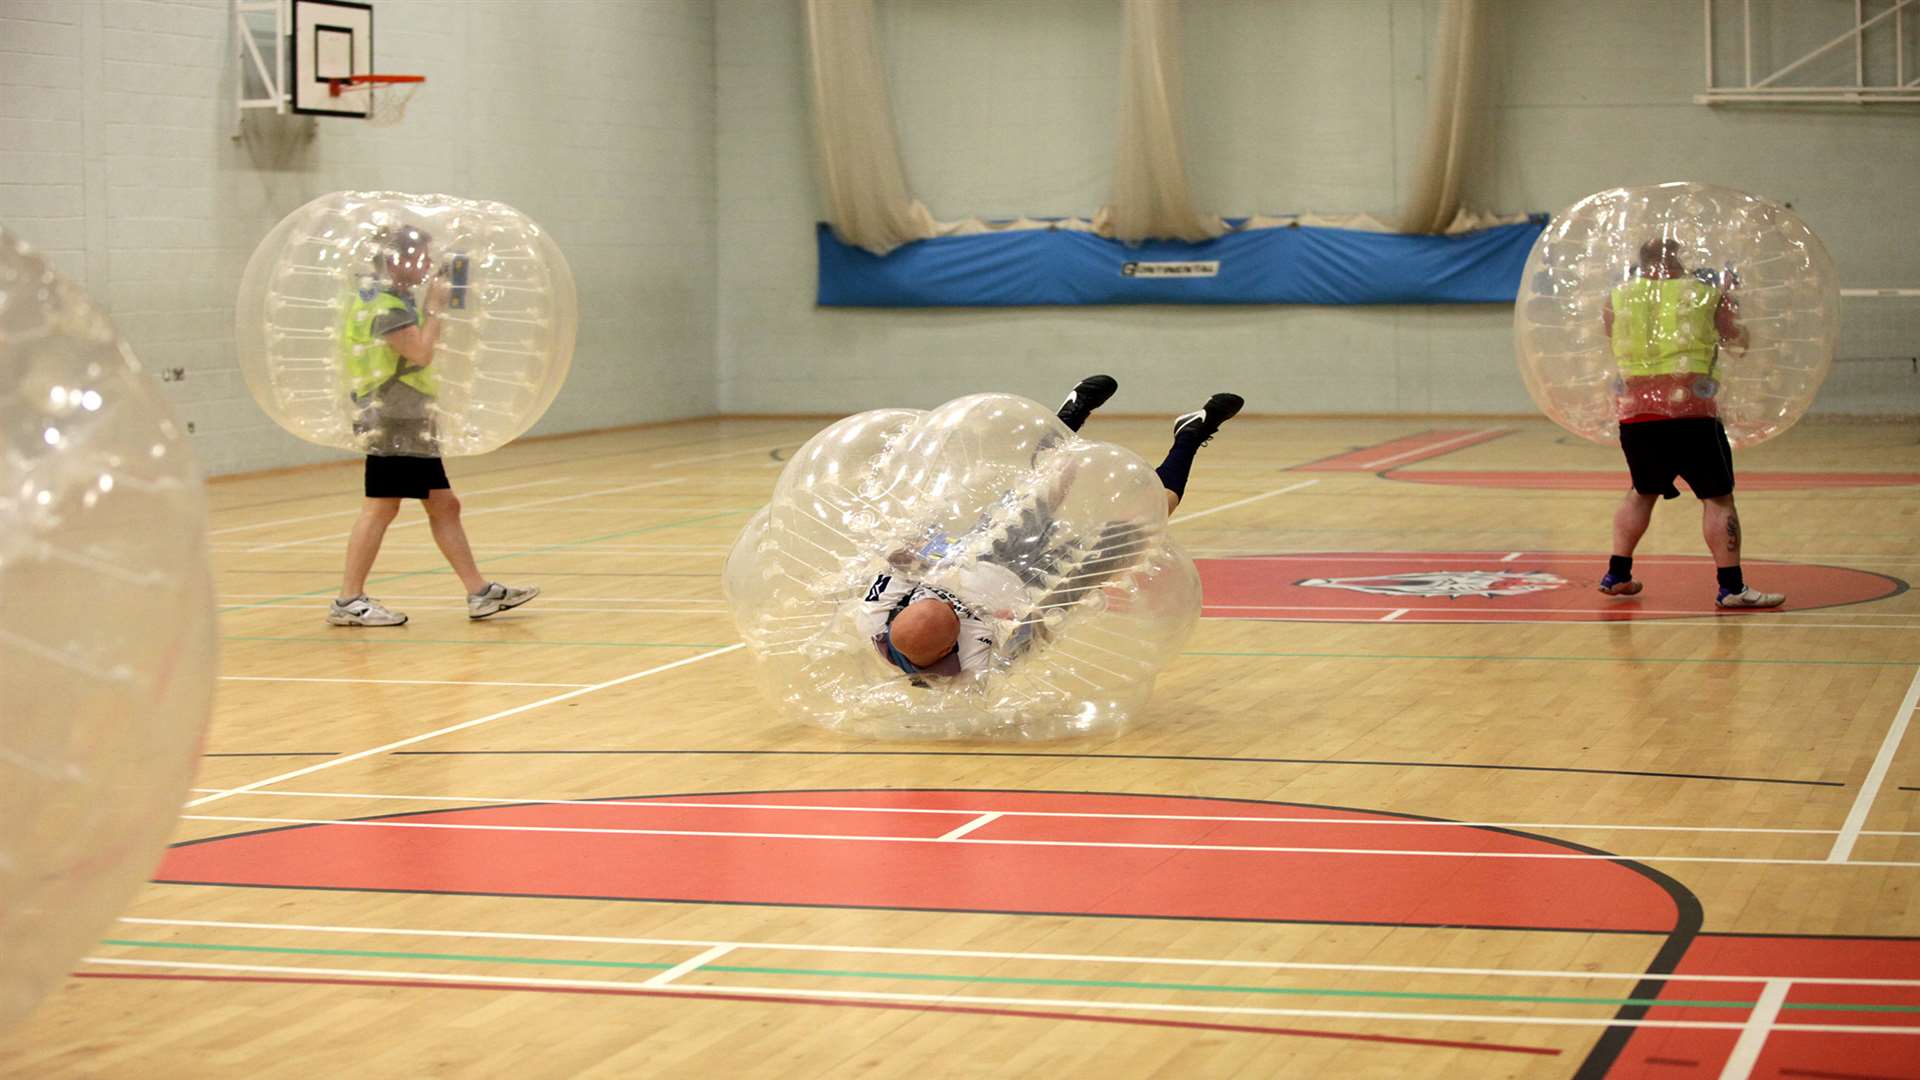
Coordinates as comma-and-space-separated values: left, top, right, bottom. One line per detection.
155, 790, 1920, 1077
1196, 553, 1905, 623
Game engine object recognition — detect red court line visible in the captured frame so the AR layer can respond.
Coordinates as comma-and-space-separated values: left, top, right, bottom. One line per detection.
1385, 470, 1920, 491
73, 973, 1562, 1056
1292, 429, 1511, 472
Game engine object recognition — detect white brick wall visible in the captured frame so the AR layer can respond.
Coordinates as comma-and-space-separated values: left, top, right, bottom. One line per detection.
0, 0, 716, 475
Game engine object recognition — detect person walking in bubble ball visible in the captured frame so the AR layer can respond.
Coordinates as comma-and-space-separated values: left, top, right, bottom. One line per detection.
328, 224, 540, 627
1598, 236, 1783, 609
856, 375, 1243, 679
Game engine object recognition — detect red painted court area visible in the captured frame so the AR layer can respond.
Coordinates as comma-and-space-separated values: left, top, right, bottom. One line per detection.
1196, 553, 1905, 623
160, 790, 1686, 932
1608, 936, 1920, 1080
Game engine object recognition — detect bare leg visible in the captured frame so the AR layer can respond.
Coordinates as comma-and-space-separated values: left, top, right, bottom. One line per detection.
1165, 489, 1180, 516
1702, 495, 1741, 567
341, 498, 403, 599
424, 488, 488, 595
1612, 489, 1658, 557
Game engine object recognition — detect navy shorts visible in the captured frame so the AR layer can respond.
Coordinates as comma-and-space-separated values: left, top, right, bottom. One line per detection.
365, 454, 450, 500
1619, 417, 1734, 500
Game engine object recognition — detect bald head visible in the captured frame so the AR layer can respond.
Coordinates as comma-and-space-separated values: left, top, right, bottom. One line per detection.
888, 598, 960, 669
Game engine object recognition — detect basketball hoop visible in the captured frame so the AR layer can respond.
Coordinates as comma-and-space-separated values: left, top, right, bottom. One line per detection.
327, 74, 425, 127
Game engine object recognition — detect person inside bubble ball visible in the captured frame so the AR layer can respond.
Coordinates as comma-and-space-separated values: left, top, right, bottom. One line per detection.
327, 224, 540, 627
854, 376, 1243, 679
1597, 236, 1782, 609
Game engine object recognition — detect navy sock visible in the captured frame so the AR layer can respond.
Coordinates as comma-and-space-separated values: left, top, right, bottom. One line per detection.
1155, 433, 1204, 499
1607, 555, 1633, 580
1716, 565, 1744, 593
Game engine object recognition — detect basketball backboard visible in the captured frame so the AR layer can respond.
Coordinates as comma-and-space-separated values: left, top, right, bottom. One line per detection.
290, 0, 374, 118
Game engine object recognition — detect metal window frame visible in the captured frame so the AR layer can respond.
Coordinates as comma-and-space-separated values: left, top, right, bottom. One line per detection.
1699, 0, 1920, 104
235, 0, 290, 114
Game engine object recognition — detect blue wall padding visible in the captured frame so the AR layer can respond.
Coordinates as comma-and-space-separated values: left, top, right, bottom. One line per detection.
816, 217, 1547, 307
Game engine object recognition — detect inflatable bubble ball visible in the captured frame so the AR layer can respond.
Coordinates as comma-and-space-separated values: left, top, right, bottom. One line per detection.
724, 393, 1203, 741
0, 227, 215, 1029
236, 191, 576, 457
1514, 182, 1838, 449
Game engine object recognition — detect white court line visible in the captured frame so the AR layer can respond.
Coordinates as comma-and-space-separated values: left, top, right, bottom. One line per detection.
642, 944, 736, 989
1379, 609, 1409, 622
174, 814, 1920, 867
1718, 979, 1791, 1080
938, 812, 1003, 841
186, 789, 1920, 838
218, 593, 725, 604
1353, 429, 1507, 470
219, 675, 593, 689
246, 477, 687, 554
221, 603, 728, 616
1501, 551, 1524, 562
1171, 479, 1320, 524
1828, 663, 1920, 862
76, 958, 1920, 1035
183, 644, 744, 808
649, 443, 792, 470
206, 478, 569, 536
120, 916, 1920, 988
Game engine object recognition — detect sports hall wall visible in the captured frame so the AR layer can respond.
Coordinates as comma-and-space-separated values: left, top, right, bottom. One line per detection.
0, 0, 716, 476
715, 0, 1918, 417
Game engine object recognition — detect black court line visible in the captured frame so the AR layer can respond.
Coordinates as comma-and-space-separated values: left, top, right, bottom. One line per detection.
387, 748, 1843, 788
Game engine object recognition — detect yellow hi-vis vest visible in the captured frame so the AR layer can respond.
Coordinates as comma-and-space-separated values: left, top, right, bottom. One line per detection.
340, 286, 438, 399
1610, 277, 1721, 377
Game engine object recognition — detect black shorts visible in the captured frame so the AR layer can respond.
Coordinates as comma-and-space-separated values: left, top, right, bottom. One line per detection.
365, 454, 451, 500
1619, 417, 1734, 500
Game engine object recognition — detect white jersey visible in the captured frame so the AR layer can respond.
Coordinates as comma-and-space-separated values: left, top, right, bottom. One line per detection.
853, 563, 1027, 676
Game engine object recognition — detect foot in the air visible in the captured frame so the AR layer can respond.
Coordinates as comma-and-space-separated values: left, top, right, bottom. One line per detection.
1598, 573, 1643, 597
469, 582, 540, 619
1057, 374, 1119, 432
1172, 392, 1245, 445
328, 595, 408, 627
1716, 586, 1785, 609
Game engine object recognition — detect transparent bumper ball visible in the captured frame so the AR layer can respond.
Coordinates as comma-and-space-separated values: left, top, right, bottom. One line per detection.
0, 228, 215, 1028
1514, 182, 1837, 448
724, 393, 1202, 741
236, 191, 576, 457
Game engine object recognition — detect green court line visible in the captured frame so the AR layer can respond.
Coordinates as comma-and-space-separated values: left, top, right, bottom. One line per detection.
223, 635, 730, 650
217, 510, 748, 614
95, 940, 1920, 1014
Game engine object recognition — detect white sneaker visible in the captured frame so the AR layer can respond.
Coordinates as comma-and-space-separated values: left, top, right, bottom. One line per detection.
328, 595, 408, 627
469, 582, 540, 619
1716, 586, 1785, 609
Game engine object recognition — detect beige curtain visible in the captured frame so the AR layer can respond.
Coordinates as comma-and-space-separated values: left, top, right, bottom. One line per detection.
1101, 0, 1224, 244
1395, 0, 1486, 234
804, 0, 939, 256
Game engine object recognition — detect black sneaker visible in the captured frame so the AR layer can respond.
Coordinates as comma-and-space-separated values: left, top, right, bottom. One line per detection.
1172, 393, 1245, 445
1056, 374, 1119, 432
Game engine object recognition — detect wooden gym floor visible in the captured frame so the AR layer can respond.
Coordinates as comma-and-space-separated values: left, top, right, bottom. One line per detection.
2, 413, 1917, 1079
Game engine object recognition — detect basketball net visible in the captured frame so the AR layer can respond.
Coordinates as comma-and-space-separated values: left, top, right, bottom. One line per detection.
330, 77, 424, 127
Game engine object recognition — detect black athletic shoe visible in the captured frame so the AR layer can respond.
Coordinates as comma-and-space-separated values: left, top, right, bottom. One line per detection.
1056, 374, 1119, 432
1172, 393, 1244, 445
